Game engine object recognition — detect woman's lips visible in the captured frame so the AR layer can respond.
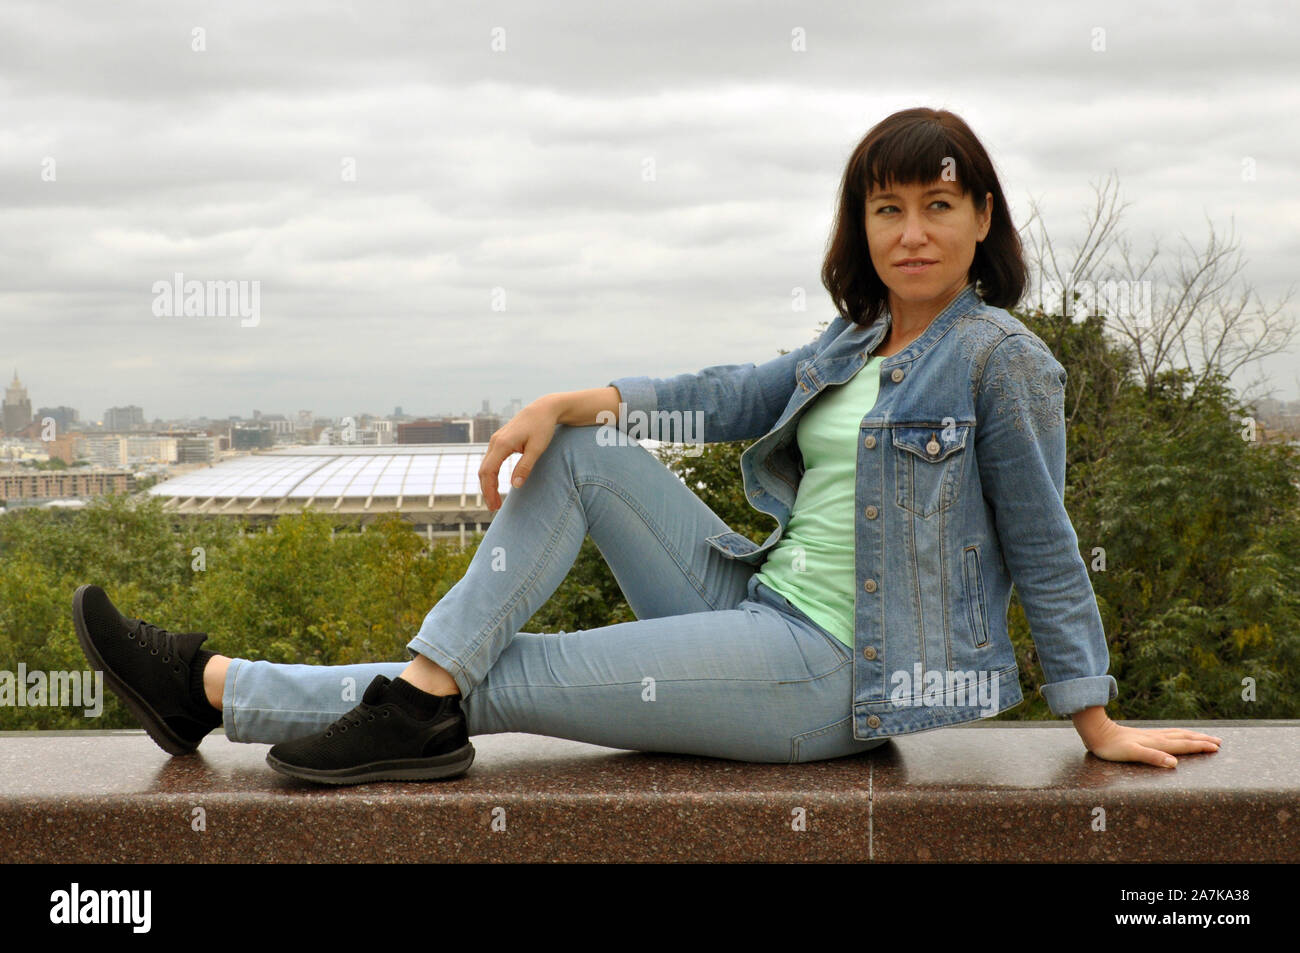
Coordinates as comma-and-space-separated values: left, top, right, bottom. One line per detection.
897, 260, 935, 274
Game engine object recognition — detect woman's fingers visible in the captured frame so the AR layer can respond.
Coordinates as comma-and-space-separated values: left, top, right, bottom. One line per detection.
1132, 736, 1220, 768
1151, 728, 1223, 744
478, 443, 509, 510
1131, 744, 1179, 768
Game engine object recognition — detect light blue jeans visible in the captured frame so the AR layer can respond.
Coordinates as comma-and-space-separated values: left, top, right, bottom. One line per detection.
222, 424, 887, 764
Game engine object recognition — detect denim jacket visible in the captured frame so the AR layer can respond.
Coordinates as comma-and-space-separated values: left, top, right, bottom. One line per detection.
608, 281, 1118, 740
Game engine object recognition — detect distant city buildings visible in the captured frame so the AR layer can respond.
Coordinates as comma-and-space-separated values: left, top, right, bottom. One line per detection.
3, 371, 32, 434
0, 468, 134, 503
1254, 397, 1300, 439
103, 405, 145, 432
37, 405, 80, 434
397, 414, 503, 445
0, 376, 531, 512
231, 424, 275, 451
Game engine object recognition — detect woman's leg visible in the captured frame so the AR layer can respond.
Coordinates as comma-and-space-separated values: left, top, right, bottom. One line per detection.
457, 572, 878, 763
405, 422, 759, 694
221, 423, 753, 744
221, 424, 881, 762
220, 658, 408, 742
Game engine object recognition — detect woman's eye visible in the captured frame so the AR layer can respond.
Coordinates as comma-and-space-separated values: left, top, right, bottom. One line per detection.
872, 200, 951, 214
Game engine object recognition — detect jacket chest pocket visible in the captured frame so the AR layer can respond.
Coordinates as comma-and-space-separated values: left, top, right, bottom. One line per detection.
892, 422, 970, 517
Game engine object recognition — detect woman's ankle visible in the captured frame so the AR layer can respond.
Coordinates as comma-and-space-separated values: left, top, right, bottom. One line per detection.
202, 654, 230, 710
400, 655, 461, 696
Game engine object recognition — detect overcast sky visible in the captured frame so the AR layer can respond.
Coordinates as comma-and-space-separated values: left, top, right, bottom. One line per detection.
3, 0, 1298, 424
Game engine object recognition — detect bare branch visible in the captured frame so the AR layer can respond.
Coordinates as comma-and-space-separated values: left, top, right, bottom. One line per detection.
1021, 173, 1298, 402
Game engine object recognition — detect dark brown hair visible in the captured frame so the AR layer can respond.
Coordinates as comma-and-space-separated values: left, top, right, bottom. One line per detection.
821, 107, 1026, 327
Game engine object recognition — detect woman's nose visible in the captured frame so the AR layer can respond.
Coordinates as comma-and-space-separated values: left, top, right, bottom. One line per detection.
900, 213, 927, 244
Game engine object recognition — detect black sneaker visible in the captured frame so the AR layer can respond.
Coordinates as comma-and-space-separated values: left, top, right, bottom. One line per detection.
72, 584, 223, 755
265, 674, 474, 785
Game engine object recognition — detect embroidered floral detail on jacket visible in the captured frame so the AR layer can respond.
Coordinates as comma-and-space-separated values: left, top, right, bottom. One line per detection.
979, 332, 1066, 437
957, 317, 1006, 405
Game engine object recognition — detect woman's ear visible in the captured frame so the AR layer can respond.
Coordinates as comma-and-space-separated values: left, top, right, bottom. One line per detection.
978, 191, 993, 241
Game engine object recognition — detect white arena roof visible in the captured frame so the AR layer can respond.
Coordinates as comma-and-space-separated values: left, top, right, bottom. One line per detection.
149, 445, 519, 527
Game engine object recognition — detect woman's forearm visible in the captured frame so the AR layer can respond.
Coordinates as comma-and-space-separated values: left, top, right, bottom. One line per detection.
539, 386, 623, 427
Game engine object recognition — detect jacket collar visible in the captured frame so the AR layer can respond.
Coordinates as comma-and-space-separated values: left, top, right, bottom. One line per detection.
818, 281, 982, 385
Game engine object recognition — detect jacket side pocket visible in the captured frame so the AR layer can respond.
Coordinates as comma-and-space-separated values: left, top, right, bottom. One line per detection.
963, 545, 990, 648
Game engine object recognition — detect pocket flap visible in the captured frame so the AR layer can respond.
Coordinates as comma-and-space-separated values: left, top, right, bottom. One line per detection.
891, 423, 969, 462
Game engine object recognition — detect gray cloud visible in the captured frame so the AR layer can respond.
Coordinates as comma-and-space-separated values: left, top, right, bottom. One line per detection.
2, 0, 1297, 422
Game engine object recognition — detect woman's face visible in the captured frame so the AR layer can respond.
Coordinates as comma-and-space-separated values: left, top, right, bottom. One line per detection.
864, 178, 993, 320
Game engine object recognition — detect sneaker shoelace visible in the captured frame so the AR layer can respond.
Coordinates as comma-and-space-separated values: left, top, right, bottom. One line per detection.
323, 703, 389, 738
124, 618, 194, 675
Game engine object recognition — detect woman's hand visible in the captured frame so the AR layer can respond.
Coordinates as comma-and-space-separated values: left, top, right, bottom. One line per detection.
1072, 707, 1221, 767
477, 397, 562, 511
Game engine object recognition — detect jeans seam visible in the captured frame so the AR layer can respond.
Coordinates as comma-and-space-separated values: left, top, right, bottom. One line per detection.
573, 473, 715, 609
473, 664, 849, 693
756, 583, 853, 675
785, 605, 853, 664
774, 655, 852, 685
791, 713, 855, 763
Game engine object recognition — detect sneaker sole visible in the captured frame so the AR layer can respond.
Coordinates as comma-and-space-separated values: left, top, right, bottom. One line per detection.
265, 744, 476, 785
72, 584, 199, 757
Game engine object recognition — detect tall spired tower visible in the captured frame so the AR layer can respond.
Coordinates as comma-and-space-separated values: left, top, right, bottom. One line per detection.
3, 370, 33, 434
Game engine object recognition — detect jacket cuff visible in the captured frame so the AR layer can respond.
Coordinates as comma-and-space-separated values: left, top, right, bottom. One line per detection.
606, 375, 657, 420
1040, 674, 1118, 716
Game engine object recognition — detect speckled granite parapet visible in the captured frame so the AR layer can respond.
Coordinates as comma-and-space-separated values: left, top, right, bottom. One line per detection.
0, 722, 1294, 863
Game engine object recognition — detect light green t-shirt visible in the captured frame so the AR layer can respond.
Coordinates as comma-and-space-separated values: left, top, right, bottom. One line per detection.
752, 355, 885, 648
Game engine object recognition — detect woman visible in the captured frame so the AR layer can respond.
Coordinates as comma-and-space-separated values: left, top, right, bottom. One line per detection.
73, 107, 1220, 784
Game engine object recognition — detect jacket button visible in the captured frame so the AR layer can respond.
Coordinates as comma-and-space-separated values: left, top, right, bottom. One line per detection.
800, 382, 808, 392
891, 368, 904, 383
863, 505, 877, 519
866, 714, 881, 728
863, 434, 876, 449
862, 646, 877, 660
926, 438, 940, 455
862, 578, 877, 593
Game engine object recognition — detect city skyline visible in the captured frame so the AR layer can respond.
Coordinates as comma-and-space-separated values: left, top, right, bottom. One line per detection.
0, 367, 522, 431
